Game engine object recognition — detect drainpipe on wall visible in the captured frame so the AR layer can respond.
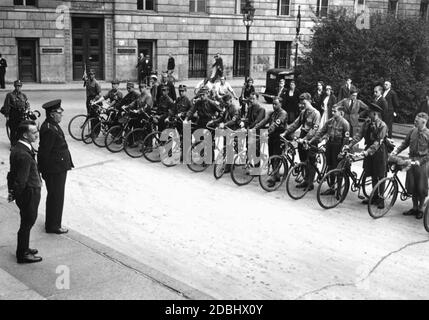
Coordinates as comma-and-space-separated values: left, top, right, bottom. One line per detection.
112, 0, 116, 80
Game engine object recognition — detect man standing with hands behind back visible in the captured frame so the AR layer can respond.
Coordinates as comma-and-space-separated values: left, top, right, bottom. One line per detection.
38, 100, 74, 234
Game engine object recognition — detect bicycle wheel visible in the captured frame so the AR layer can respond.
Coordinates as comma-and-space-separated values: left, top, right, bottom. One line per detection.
105, 125, 124, 153
361, 172, 372, 199
160, 133, 181, 167
142, 131, 162, 162
368, 177, 398, 219
285, 162, 309, 200
186, 141, 210, 173
91, 122, 107, 147
68, 114, 87, 141
81, 118, 95, 144
230, 154, 255, 186
259, 155, 288, 192
317, 169, 350, 209
213, 153, 227, 179
316, 152, 327, 178
124, 128, 148, 158
423, 201, 429, 233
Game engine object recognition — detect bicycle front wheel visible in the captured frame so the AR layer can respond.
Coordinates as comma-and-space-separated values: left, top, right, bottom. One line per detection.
141, 130, 162, 162
285, 162, 309, 200
230, 154, 255, 186
68, 114, 87, 141
105, 125, 124, 153
124, 128, 148, 158
361, 171, 372, 199
213, 153, 227, 179
186, 141, 210, 173
368, 177, 398, 219
317, 169, 349, 209
91, 122, 107, 147
259, 155, 288, 192
81, 117, 96, 144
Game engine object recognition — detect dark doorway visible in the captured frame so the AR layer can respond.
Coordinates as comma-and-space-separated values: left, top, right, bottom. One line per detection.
137, 40, 156, 71
72, 17, 104, 80
188, 40, 207, 78
233, 40, 250, 77
18, 39, 37, 82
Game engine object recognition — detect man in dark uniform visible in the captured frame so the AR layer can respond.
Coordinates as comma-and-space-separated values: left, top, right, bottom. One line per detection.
309, 105, 350, 195
0, 53, 7, 89
391, 112, 429, 219
8, 120, 43, 263
347, 103, 388, 209
154, 84, 176, 132
283, 93, 321, 190
92, 79, 123, 109
254, 97, 288, 187
240, 92, 266, 129
185, 87, 222, 128
156, 71, 176, 102
38, 100, 74, 234
83, 70, 101, 116
1, 80, 30, 146
115, 82, 140, 114
176, 85, 193, 119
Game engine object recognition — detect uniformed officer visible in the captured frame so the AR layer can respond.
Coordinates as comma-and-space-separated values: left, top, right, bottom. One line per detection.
1, 80, 30, 146
115, 82, 140, 114
9, 120, 43, 263
283, 92, 321, 190
38, 100, 74, 234
240, 92, 266, 129
309, 104, 350, 195
185, 86, 222, 128
391, 112, 429, 219
212, 94, 241, 130
255, 97, 288, 187
347, 102, 388, 209
92, 79, 123, 109
83, 70, 101, 116
157, 84, 176, 132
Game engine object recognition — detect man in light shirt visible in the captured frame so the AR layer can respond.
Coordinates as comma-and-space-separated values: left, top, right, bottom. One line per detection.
214, 76, 238, 101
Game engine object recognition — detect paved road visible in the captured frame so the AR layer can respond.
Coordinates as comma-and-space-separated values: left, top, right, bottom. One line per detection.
0, 91, 428, 299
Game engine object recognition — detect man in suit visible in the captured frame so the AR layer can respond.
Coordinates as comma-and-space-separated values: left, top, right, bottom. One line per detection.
38, 100, 74, 234
338, 78, 357, 101
383, 81, 399, 138
8, 120, 43, 263
334, 88, 369, 136
374, 85, 388, 125
136, 52, 145, 84
142, 54, 153, 85
0, 53, 7, 89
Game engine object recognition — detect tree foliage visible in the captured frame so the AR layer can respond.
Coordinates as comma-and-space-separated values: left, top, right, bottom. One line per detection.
296, 9, 429, 123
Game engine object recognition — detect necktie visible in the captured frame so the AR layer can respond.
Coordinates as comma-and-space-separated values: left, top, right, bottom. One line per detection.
350, 100, 354, 110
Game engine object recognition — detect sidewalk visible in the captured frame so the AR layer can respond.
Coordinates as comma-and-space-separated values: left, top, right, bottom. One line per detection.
0, 78, 266, 92
0, 199, 213, 300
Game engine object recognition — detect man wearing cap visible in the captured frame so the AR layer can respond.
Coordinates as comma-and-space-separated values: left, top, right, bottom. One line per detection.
391, 112, 429, 219
309, 105, 350, 194
83, 70, 101, 117
157, 84, 176, 132
186, 87, 222, 128
347, 102, 388, 209
38, 100, 74, 234
334, 88, 369, 136
176, 85, 193, 118
92, 79, 123, 109
283, 92, 321, 190
1, 80, 30, 146
156, 71, 176, 102
0, 53, 7, 89
115, 82, 140, 114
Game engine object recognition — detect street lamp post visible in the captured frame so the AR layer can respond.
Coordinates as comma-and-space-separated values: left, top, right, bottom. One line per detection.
294, 5, 301, 78
242, 0, 255, 82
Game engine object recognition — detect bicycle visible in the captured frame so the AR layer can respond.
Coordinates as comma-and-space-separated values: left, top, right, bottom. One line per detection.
423, 200, 429, 232
186, 122, 218, 173
68, 113, 89, 141
258, 136, 297, 192
316, 151, 372, 209
81, 101, 110, 145
212, 125, 242, 180
285, 142, 327, 200
367, 156, 414, 219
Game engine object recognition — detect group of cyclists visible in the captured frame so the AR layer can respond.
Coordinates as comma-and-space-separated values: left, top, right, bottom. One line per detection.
3, 71, 429, 233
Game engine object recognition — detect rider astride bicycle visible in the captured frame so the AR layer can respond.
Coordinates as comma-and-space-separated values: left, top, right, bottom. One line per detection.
90, 79, 124, 124
254, 96, 287, 187
308, 104, 350, 195
115, 82, 141, 118
239, 77, 255, 118
124, 83, 154, 124
390, 112, 429, 219
156, 84, 176, 132
1, 80, 31, 146
345, 102, 388, 209
282, 92, 321, 191
184, 86, 222, 129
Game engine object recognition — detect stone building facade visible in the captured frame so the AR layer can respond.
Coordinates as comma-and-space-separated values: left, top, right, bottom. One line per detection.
0, 0, 427, 83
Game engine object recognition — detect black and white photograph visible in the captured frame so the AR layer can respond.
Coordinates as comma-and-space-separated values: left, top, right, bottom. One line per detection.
0, 0, 429, 305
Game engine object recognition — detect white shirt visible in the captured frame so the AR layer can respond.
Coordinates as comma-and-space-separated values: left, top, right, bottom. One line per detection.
215, 82, 234, 96
383, 89, 390, 98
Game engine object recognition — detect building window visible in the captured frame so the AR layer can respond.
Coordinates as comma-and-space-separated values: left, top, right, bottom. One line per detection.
420, 1, 429, 20
316, 0, 329, 17
137, 0, 155, 10
235, 0, 246, 14
14, 0, 37, 5
388, 0, 398, 16
189, 40, 208, 78
275, 41, 292, 69
190, 0, 207, 13
233, 41, 250, 77
278, 0, 291, 16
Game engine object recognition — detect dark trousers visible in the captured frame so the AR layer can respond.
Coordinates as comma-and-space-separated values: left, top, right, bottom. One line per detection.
15, 187, 41, 258
43, 171, 67, 231
9, 119, 19, 146
0, 68, 5, 88
297, 131, 317, 186
268, 135, 281, 157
